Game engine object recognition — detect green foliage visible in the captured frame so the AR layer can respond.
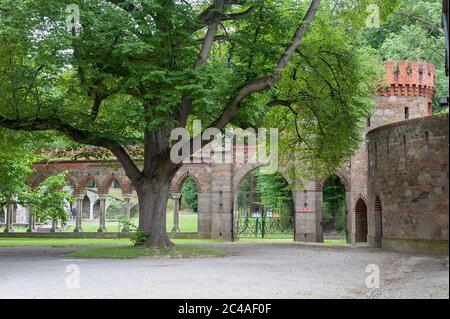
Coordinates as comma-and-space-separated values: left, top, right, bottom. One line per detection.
0, 0, 392, 165
181, 178, 198, 213
20, 173, 73, 224
130, 227, 150, 246
238, 168, 294, 217
105, 197, 125, 219
255, 171, 293, 213
0, 129, 36, 206
1, 128, 73, 221
363, 0, 448, 113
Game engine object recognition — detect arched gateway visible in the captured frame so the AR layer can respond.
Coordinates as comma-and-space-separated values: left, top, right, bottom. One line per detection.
25, 146, 324, 242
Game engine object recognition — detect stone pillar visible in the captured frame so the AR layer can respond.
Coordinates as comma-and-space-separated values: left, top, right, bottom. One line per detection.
89, 198, 94, 220
74, 195, 83, 232
97, 195, 107, 232
294, 181, 319, 243
3, 204, 14, 233
171, 193, 181, 233
345, 190, 352, 244
122, 195, 131, 232
27, 207, 36, 233
197, 192, 212, 238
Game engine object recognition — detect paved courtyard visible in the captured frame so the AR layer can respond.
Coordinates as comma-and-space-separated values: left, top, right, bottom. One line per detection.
0, 243, 448, 299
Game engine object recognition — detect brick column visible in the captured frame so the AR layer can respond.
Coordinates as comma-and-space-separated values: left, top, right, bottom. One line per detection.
171, 193, 181, 233
74, 195, 83, 232
122, 195, 131, 232
97, 195, 107, 232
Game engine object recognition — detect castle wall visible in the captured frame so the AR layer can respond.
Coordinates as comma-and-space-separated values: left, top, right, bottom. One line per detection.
367, 114, 449, 254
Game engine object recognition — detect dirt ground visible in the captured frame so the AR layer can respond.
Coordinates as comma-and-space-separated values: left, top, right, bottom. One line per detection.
0, 242, 448, 299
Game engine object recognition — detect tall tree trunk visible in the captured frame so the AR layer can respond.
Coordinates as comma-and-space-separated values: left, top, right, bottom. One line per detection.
135, 164, 177, 248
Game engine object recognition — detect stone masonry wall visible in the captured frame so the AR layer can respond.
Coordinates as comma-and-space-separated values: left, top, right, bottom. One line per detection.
367, 114, 449, 254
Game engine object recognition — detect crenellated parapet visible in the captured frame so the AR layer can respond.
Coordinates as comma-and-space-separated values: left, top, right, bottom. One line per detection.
378, 61, 435, 102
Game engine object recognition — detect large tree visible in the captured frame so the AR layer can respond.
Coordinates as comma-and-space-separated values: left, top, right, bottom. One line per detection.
0, 0, 394, 247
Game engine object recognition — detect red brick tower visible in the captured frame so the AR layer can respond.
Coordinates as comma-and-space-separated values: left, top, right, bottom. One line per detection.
348, 60, 436, 244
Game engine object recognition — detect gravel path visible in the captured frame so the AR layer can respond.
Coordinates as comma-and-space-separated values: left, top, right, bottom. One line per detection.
0, 243, 448, 299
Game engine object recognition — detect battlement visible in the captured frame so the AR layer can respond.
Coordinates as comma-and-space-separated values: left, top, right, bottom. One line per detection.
378, 61, 435, 101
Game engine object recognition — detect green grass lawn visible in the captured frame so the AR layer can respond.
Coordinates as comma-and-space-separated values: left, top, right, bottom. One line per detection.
69, 244, 226, 259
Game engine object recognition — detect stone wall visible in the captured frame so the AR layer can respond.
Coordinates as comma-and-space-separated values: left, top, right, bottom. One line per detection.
367, 114, 449, 254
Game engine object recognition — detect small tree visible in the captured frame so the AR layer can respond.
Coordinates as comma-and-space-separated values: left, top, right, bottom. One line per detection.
21, 174, 74, 226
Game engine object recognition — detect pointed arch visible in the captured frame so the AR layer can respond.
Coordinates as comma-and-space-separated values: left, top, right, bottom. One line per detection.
316, 171, 350, 192
171, 171, 202, 193
75, 173, 99, 195
28, 172, 76, 191
99, 173, 133, 195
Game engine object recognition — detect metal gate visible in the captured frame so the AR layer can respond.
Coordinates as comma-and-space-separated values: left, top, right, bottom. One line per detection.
321, 205, 347, 240
322, 215, 347, 240
235, 203, 294, 239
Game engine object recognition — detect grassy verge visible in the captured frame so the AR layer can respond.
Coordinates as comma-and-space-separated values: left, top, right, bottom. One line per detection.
0, 237, 226, 247
0, 238, 132, 247
323, 239, 347, 246
69, 244, 226, 259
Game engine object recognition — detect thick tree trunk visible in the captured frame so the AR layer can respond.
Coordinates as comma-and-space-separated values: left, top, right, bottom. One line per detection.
135, 167, 176, 248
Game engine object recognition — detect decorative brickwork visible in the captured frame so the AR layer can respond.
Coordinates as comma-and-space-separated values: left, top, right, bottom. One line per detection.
378, 61, 435, 103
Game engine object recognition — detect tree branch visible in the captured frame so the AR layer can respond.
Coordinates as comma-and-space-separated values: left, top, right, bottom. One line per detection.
209, 0, 321, 132
0, 115, 142, 183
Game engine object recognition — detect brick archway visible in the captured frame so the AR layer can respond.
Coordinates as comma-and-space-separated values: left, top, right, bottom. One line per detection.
28, 173, 77, 190
170, 171, 202, 193
99, 173, 133, 195
75, 173, 100, 195
315, 171, 351, 192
